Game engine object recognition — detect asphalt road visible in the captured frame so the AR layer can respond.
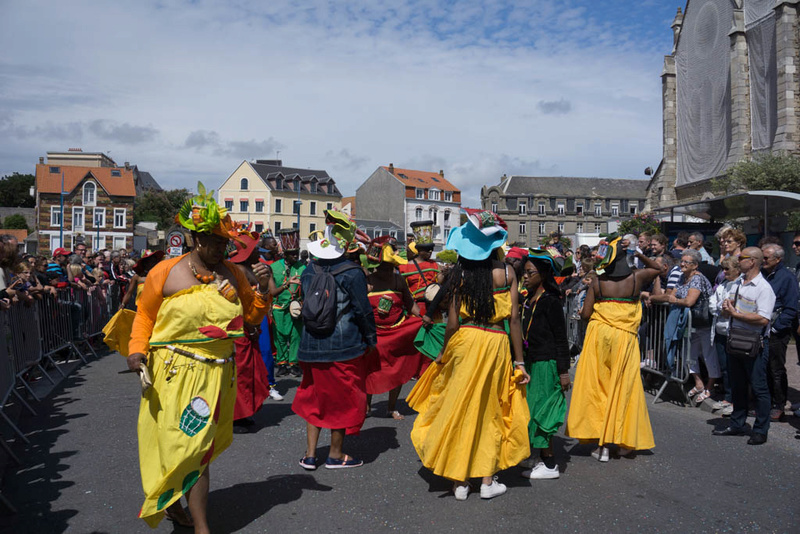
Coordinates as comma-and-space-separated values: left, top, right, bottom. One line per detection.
2, 349, 799, 534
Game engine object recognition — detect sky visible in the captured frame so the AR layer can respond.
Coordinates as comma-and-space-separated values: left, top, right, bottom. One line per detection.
0, 0, 685, 207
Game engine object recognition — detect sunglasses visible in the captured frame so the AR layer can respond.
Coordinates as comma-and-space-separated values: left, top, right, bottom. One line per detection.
793, 241, 800, 247
739, 255, 752, 260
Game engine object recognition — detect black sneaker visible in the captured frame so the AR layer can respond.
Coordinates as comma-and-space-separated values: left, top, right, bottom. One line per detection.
276, 365, 288, 377
290, 365, 302, 377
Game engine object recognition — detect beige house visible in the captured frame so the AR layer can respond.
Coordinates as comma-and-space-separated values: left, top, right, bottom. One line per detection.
217, 159, 342, 247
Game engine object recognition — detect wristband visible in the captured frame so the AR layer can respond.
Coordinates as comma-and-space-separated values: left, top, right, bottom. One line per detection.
513, 361, 525, 367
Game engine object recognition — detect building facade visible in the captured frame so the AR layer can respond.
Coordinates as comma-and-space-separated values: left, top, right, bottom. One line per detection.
481, 175, 649, 247
35, 152, 136, 254
355, 164, 461, 248
217, 160, 342, 247
647, 2, 800, 209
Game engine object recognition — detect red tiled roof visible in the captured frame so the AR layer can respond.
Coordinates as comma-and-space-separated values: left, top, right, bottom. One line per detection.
0, 229, 28, 241
381, 166, 460, 192
35, 164, 136, 197
341, 196, 356, 215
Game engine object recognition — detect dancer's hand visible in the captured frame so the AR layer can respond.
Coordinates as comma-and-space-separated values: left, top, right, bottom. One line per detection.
421, 315, 432, 327
517, 367, 531, 384
559, 373, 571, 392
252, 262, 272, 291
127, 352, 146, 373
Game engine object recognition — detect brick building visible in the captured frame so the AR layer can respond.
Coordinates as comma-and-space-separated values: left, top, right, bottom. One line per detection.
35, 152, 136, 254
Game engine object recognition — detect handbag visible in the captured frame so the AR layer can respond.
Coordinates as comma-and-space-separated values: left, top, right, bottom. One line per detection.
690, 292, 712, 328
688, 274, 711, 328
725, 286, 763, 359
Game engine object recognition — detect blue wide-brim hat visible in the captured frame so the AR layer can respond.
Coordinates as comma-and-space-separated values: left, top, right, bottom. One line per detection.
446, 213, 508, 260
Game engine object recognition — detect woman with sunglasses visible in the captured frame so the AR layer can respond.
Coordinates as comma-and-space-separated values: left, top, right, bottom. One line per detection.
668, 249, 718, 404
709, 255, 741, 415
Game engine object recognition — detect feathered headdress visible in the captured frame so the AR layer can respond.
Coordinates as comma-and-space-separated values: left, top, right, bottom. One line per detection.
176, 182, 236, 240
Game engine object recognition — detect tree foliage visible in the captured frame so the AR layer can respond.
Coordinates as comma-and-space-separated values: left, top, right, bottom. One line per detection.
133, 188, 192, 230
2, 214, 28, 230
712, 152, 800, 229
0, 173, 35, 208
436, 249, 458, 264
713, 151, 800, 194
618, 212, 662, 236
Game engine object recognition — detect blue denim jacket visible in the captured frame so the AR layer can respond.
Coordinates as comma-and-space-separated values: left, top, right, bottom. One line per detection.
297, 257, 377, 363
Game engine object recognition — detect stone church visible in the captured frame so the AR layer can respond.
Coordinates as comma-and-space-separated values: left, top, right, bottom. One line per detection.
647, 0, 800, 209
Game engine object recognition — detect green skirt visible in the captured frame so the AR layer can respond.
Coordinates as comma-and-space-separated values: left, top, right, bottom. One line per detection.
525, 359, 566, 449
413, 323, 446, 361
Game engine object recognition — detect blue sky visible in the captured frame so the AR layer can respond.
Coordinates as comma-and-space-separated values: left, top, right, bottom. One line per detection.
0, 0, 684, 206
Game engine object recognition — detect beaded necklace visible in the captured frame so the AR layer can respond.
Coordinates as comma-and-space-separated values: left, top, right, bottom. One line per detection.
189, 258, 216, 284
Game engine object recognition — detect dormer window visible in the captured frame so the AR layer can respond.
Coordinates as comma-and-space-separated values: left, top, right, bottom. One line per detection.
240, 177, 249, 190
83, 182, 96, 206
276, 178, 283, 189
111, 169, 121, 177
49, 166, 60, 174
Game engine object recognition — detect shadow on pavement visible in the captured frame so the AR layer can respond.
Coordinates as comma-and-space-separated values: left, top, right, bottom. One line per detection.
206, 474, 332, 533
0, 374, 88, 534
253, 403, 296, 431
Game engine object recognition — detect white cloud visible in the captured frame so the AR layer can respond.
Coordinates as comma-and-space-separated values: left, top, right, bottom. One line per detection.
0, 0, 678, 204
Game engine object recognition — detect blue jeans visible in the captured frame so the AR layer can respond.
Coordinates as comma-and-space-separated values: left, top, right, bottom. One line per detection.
728, 338, 771, 436
259, 315, 276, 387
714, 334, 731, 403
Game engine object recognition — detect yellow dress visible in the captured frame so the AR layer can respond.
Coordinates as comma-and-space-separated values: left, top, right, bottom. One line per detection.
102, 282, 145, 357
565, 298, 655, 450
137, 284, 242, 527
408, 288, 530, 481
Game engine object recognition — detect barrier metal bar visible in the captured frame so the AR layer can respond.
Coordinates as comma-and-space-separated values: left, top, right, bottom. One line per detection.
0, 310, 25, 462
639, 303, 692, 404
7, 301, 55, 403
69, 288, 98, 360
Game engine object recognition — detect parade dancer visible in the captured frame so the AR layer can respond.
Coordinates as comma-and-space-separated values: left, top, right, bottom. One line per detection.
271, 229, 305, 378
519, 249, 570, 480
228, 226, 273, 433
408, 211, 530, 501
293, 211, 377, 470
257, 233, 284, 400
365, 236, 424, 420
126, 184, 270, 532
566, 234, 661, 461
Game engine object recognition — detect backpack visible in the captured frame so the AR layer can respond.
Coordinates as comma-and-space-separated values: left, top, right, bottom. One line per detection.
301, 260, 361, 336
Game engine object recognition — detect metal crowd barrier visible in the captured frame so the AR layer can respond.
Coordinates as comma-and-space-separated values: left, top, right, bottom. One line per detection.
563, 293, 693, 405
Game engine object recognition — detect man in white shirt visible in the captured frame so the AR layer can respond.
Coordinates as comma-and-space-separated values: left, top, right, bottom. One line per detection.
712, 247, 775, 445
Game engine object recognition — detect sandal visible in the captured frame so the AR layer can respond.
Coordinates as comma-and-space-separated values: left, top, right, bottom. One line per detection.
687, 386, 703, 398
165, 506, 194, 528
299, 456, 318, 471
389, 410, 405, 420
695, 390, 711, 404
325, 454, 363, 469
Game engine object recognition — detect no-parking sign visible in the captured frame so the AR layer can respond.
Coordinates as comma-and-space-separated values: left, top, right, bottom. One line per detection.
166, 230, 185, 257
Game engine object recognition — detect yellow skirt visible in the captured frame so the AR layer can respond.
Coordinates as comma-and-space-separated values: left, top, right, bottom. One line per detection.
137, 346, 236, 527
566, 318, 655, 450
102, 309, 137, 357
409, 326, 530, 481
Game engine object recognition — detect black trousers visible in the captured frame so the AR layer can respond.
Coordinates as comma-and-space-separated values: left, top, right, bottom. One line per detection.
767, 330, 790, 409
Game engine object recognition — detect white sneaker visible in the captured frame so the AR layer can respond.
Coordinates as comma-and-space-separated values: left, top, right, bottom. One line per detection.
591, 446, 610, 462
480, 477, 507, 499
269, 388, 284, 401
523, 462, 559, 480
720, 404, 733, 416
710, 400, 730, 411
453, 483, 469, 501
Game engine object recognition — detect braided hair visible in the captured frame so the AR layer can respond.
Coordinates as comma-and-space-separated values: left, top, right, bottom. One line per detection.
446, 256, 496, 324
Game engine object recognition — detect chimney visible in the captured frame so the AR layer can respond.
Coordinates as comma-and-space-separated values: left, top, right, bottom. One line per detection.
124, 162, 130, 170
388, 163, 394, 174
39, 157, 44, 164
439, 170, 444, 178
